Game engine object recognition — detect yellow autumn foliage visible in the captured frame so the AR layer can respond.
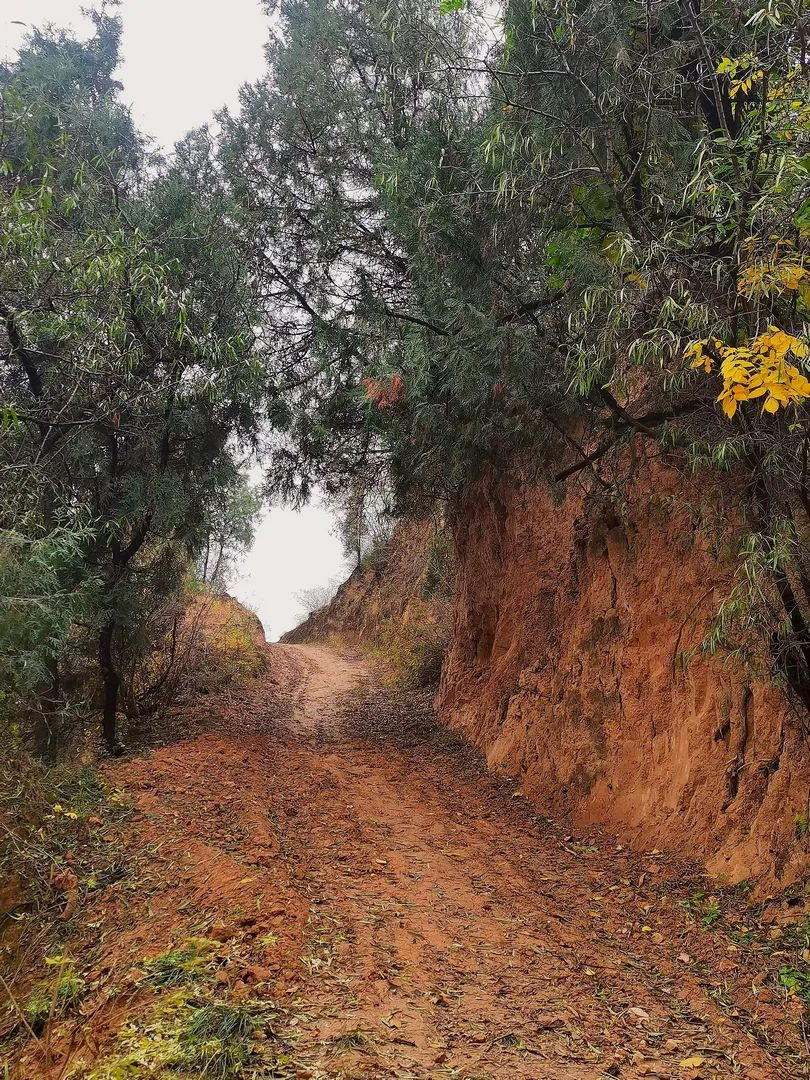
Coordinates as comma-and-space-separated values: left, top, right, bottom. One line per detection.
738, 259, 810, 301
685, 328, 810, 419
717, 55, 763, 99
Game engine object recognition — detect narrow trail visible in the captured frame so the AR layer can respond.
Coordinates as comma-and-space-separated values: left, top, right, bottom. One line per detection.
29, 645, 806, 1078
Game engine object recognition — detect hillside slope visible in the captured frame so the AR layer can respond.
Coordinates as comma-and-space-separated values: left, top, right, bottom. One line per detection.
282, 519, 453, 687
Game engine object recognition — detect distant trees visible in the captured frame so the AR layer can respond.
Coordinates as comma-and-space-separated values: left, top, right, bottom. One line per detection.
216, 0, 475, 505
294, 579, 343, 621
328, 470, 395, 570
199, 478, 261, 590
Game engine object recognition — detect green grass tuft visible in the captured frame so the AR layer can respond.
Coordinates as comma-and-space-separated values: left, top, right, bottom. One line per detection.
140, 937, 219, 988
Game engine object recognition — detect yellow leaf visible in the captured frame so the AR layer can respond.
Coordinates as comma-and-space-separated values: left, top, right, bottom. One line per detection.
679, 1057, 706, 1070
721, 396, 738, 419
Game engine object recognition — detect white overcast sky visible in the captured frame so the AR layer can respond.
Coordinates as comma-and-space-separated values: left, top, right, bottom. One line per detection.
2, 0, 347, 640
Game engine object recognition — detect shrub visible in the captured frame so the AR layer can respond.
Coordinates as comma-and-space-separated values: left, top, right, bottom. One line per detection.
375, 600, 448, 689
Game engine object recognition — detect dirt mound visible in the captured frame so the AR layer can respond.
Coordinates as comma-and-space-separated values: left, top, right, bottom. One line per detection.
178, 591, 269, 690
123, 591, 274, 748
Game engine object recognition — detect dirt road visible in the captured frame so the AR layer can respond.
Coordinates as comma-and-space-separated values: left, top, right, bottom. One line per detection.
17, 645, 807, 1078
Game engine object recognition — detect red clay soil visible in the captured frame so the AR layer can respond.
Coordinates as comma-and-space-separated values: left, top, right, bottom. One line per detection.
441, 465, 810, 889
9, 645, 810, 1078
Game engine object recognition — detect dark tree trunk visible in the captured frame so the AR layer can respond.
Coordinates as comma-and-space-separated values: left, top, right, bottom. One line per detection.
31, 657, 62, 761
210, 537, 225, 586
203, 535, 210, 583
99, 620, 120, 754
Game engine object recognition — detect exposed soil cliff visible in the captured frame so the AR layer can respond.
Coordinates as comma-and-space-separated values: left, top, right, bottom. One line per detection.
439, 458, 810, 890
282, 461, 810, 889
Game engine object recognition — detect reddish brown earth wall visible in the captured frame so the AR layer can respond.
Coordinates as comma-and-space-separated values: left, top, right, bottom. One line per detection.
281, 520, 444, 646
438, 460, 810, 890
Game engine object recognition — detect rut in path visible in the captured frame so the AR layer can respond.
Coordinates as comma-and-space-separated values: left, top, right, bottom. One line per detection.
33, 644, 805, 1079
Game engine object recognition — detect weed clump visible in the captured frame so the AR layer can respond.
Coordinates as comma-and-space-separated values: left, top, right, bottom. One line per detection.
678, 890, 723, 928
374, 601, 447, 689
141, 938, 219, 988
70, 993, 297, 1079
779, 965, 810, 1009
23, 958, 86, 1034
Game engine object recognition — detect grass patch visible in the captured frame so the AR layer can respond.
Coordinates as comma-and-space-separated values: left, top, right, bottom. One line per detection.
70, 993, 299, 1079
332, 1028, 372, 1051
141, 938, 219, 989
22, 958, 86, 1034
568, 842, 599, 855
0, 752, 130, 922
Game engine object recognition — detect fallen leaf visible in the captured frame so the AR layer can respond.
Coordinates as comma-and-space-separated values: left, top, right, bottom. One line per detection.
679, 1056, 706, 1070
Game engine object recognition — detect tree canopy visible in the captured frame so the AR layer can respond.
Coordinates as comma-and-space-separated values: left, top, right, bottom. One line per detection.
0, 16, 268, 751
218, 0, 809, 702
2, 0, 809, 748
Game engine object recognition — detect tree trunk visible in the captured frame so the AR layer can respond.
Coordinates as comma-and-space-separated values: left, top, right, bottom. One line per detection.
31, 657, 61, 761
210, 537, 225, 587
99, 620, 120, 754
